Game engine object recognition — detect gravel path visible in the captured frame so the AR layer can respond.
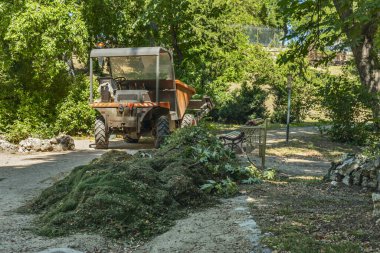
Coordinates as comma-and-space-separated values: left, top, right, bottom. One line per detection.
248, 126, 332, 177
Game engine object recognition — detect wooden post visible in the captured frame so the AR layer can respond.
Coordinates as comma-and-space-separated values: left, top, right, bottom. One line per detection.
262, 119, 267, 169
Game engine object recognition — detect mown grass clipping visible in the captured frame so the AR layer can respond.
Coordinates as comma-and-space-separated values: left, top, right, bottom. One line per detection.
23, 126, 255, 239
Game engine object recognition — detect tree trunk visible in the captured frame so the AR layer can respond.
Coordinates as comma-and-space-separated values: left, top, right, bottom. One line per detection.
170, 25, 184, 65
333, 0, 380, 130
351, 35, 380, 129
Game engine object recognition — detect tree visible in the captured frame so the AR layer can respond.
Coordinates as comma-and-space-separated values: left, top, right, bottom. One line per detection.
0, 0, 276, 137
81, 0, 146, 46
142, 0, 260, 91
0, 0, 88, 138
278, 0, 380, 129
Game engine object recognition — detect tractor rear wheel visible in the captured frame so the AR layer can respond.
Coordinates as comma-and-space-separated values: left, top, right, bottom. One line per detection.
154, 115, 170, 148
95, 116, 109, 149
181, 114, 197, 128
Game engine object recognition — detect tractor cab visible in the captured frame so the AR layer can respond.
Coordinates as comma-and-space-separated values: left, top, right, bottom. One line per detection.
88, 47, 199, 149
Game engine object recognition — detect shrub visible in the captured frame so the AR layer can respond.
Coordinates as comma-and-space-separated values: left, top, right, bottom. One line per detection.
270, 63, 319, 124
212, 82, 268, 124
54, 75, 95, 136
318, 74, 372, 144
5, 119, 55, 143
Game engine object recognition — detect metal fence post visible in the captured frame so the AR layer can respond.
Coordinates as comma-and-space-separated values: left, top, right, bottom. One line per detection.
286, 74, 292, 143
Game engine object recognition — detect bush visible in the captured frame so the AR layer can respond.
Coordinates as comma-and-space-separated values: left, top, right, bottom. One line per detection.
204, 45, 276, 124
212, 82, 268, 124
363, 134, 380, 158
2, 74, 95, 142
54, 75, 96, 136
270, 62, 319, 124
5, 120, 55, 143
318, 74, 372, 144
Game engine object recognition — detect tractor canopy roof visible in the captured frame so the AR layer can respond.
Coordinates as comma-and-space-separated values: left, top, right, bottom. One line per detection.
90, 47, 170, 58
90, 47, 174, 81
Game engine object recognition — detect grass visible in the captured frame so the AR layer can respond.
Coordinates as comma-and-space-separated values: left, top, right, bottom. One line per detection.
266, 121, 331, 130
208, 120, 332, 133
266, 133, 360, 161
246, 177, 379, 252
241, 124, 378, 252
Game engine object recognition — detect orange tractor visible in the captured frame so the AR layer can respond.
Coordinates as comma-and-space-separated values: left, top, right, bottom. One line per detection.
89, 47, 213, 148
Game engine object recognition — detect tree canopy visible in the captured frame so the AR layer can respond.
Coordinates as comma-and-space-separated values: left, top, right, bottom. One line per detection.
0, 0, 276, 139
0, 0, 378, 142
279, 0, 380, 127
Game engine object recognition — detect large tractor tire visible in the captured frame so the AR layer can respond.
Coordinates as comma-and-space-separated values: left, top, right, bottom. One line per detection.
154, 115, 170, 148
94, 116, 109, 149
181, 114, 197, 128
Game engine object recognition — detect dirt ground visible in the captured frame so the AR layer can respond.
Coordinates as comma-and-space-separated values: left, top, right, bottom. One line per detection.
246, 179, 380, 253
0, 127, 373, 253
243, 127, 379, 252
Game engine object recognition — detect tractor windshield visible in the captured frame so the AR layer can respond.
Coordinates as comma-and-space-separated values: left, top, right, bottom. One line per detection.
109, 53, 173, 80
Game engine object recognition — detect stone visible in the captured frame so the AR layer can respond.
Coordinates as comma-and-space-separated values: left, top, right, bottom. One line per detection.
342, 176, 352, 186
362, 177, 369, 188
263, 232, 274, 237
328, 171, 338, 181
341, 153, 355, 161
372, 193, 380, 218
336, 158, 354, 173
40, 140, 53, 152
336, 173, 344, 182
49, 137, 58, 145
0, 139, 18, 153
56, 135, 75, 151
19, 138, 42, 152
362, 161, 377, 173
352, 170, 363, 186
367, 180, 378, 190
37, 248, 83, 253
330, 181, 338, 187
327, 154, 380, 191
375, 157, 380, 169
338, 161, 360, 176
261, 248, 273, 253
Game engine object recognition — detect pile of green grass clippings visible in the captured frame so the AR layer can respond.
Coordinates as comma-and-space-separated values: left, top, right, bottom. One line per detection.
24, 126, 255, 239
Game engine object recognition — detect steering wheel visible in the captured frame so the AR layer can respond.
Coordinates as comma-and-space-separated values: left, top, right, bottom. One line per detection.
114, 76, 127, 90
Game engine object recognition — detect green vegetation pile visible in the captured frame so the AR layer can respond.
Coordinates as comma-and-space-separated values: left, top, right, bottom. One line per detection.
24, 126, 255, 239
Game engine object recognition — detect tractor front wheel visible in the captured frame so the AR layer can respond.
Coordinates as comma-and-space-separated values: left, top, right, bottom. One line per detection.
94, 116, 109, 149
154, 115, 170, 148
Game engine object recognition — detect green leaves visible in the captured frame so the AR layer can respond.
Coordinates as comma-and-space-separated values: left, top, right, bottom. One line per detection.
200, 178, 238, 196
0, 0, 283, 137
317, 72, 373, 144
278, 0, 380, 64
5, 1, 88, 74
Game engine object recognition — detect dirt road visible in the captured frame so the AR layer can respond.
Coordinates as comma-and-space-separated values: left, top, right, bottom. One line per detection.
0, 127, 334, 253
0, 140, 158, 253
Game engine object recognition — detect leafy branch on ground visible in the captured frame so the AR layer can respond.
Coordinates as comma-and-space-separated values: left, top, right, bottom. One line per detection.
21, 125, 257, 239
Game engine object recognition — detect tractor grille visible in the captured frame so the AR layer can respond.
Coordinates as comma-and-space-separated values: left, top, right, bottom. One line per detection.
101, 89, 111, 102
118, 94, 138, 102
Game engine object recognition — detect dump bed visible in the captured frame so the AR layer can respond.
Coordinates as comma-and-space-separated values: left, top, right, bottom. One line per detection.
175, 80, 196, 119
